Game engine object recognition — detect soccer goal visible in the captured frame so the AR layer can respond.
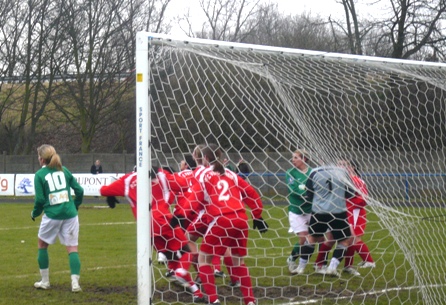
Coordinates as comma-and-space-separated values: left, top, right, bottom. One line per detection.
135, 31, 446, 305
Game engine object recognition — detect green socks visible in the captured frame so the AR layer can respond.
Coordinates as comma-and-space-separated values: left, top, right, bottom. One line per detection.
69, 252, 81, 275
38, 248, 49, 269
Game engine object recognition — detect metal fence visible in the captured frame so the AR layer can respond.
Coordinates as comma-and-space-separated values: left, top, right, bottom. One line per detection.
247, 172, 446, 207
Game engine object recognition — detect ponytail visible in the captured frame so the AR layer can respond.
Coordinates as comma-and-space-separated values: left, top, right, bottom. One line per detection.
37, 144, 63, 171
202, 144, 225, 174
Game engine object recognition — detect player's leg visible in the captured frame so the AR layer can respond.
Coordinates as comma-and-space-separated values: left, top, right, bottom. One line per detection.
288, 213, 311, 274
34, 215, 59, 289
212, 255, 225, 277
298, 213, 328, 273
228, 217, 255, 305
60, 216, 81, 292
35, 239, 50, 289
198, 219, 227, 304
165, 227, 204, 299
287, 212, 300, 271
314, 231, 335, 272
343, 235, 361, 276
354, 210, 375, 267
327, 213, 354, 276
344, 209, 360, 268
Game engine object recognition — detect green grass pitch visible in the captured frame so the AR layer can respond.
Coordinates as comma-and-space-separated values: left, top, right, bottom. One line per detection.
0, 200, 440, 305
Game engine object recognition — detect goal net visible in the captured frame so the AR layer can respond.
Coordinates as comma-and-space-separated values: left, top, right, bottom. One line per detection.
135, 32, 446, 305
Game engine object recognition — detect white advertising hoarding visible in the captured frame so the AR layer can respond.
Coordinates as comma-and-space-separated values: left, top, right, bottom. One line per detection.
15, 174, 35, 196
73, 173, 120, 196
0, 174, 15, 196
5, 173, 122, 197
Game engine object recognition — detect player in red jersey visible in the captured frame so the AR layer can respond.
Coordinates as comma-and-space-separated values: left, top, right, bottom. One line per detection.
314, 159, 375, 276
185, 144, 268, 305
162, 146, 224, 281
99, 166, 205, 302
341, 160, 375, 271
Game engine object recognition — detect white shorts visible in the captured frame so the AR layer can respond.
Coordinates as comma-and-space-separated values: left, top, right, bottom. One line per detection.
288, 212, 311, 234
38, 215, 79, 246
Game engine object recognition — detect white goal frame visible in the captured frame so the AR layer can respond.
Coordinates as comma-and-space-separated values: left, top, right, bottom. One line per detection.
135, 31, 446, 305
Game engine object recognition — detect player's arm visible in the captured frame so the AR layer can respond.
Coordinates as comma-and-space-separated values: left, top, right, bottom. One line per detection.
237, 176, 263, 219
162, 170, 189, 192
304, 171, 316, 202
66, 168, 84, 209
182, 183, 205, 220
100, 177, 125, 197
237, 176, 268, 233
99, 175, 127, 208
31, 175, 45, 220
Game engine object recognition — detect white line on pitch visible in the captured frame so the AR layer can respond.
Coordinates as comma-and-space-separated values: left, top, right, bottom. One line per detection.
1, 264, 136, 280
0, 222, 135, 231
281, 284, 446, 305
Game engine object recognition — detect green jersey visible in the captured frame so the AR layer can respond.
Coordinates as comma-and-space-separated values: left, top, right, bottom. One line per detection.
285, 167, 312, 214
32, 166, 84, 220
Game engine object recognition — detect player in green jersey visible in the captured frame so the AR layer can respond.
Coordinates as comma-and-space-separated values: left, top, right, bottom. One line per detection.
31, 144, 84, 292
285, 149, 313, 274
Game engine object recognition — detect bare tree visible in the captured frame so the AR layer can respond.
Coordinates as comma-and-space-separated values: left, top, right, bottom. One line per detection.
390, 0, 446, 59
182, 0, 262, 42
339, 0, 363, 54
0, 1, 26, 153
241, 4, 343, 52
53, 0, 171, 153
0, 0, 64, 154
361, 0, 446, 60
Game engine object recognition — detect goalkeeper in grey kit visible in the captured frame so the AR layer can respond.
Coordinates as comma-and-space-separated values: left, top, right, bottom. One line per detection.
298, 163, 354, 276
31, 144, 84, 292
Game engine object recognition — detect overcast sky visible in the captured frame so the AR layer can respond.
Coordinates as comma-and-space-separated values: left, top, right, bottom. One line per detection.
166, 0, 382, 37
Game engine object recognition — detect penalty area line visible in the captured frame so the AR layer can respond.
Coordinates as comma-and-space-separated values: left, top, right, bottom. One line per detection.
0, 221, 135, 231
282, 284, 446, 305
1, 264, 136, 280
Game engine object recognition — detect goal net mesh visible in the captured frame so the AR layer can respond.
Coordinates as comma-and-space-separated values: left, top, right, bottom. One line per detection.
143, 34, 446, 305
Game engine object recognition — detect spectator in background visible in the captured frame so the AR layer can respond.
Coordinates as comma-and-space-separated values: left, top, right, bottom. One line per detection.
224, 157, 251, 180
236, 159, 251, 179
223, 157, 237, 172
31, 144, 84, 293
90, 159, 103, 174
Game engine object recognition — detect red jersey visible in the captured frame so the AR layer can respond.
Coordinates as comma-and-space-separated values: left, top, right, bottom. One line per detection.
99, 171, 189, 251
347, 175, 368, 211
100, 172, 138, 217
185, 167, 263, 220
172, 165, 206, 220
99, 171, 173, 235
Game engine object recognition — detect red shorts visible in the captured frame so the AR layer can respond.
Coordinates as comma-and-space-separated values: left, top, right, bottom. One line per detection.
153, 226, 188, 253
200, 213, 249, 257
348, 208, 367, 236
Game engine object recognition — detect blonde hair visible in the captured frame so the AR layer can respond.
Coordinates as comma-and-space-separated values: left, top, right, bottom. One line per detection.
294, 149, 309, 162
37, 144, 63, 171
192, 144, 205, 165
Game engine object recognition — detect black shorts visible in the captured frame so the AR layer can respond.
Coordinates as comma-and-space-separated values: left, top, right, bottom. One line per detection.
309, 212, 351, 241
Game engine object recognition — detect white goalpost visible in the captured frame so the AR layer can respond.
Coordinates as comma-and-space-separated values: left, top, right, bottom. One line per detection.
135, 31, 446, 305
135, 31, 152, 305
